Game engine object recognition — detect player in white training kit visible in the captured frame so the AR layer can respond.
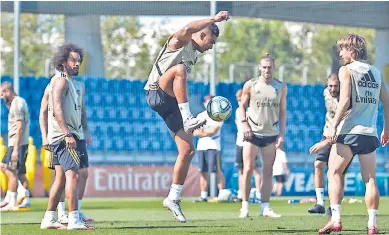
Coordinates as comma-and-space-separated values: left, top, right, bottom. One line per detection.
144, 11, 229, 222
238, 54, 287, 218
318, 34, 389, 235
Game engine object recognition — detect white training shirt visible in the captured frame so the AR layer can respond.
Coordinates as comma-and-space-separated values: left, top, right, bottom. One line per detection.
273, 149, 288, 176
196, 111, 223, 151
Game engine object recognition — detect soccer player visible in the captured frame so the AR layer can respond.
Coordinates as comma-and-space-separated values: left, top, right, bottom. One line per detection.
144, 11, 229, 222
40, 43, 94, 230
238, 53, 287, 218
308, 74, 340, 214
318, 34, 389, 235
0, 82, 31, 211
234, 89, 262, 203
272, 149, 289, 196
193, 95, 226, 202
39, 79, 93, 224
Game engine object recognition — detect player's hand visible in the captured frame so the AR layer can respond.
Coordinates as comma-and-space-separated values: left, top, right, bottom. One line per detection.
275, 136, 284, 150
242, 122, 253, 141
42, 137, 50, 150
327, 126, 337, 143
309, 142, 325, 154
10, 148, 19, 170
381, 129, 389, 147
85, 131, 92, 147
213, 11, 229, 22
65, 136, 77, 150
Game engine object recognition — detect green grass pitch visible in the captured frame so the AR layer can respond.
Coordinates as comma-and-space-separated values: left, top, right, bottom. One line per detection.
1, 197, 388, 235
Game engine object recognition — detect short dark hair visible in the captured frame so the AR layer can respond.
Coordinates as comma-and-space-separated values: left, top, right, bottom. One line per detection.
52, 43, 84, 72
328, 73, 339, 81
260, 53, 275, 64
210, 23, 219, 37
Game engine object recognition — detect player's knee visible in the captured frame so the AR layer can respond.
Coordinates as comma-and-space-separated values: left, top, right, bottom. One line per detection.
314, 161, 325, 170
175, 64, 187, 79
242, 165, 254, 175
0, 163, 6, 172
79, 168, 89, 180
180, 147, 195, 158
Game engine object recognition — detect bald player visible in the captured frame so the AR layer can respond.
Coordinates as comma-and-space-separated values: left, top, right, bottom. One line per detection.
39, 78, 93, 225
318, 34, 389, 234
308, 74, 340, 215
238, 53, 287, 218
0, 81, 31, 211
40, 43, 94, 230
144, 11, 229, 223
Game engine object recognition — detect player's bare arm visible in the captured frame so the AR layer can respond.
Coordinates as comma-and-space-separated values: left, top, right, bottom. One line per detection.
52, 76, 76, 149
379, 79, 389, 146
169, 11, 229, 50
81, 83, 91, 146
276, 84, 287, 149
329, 66, 351, 142
239, 80, 252, 141
39, 86, 49, 149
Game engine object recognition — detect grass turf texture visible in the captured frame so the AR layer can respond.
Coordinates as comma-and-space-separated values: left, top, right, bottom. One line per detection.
1, 197, 389, 235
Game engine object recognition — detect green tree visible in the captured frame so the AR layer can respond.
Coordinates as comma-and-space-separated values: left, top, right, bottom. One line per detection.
216, 18, 303, 83
302, 25, 375, 83
100, 16, 171, 80
0, 13, 64, 77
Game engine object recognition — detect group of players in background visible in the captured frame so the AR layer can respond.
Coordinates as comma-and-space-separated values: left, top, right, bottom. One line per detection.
1, 10, 389, 234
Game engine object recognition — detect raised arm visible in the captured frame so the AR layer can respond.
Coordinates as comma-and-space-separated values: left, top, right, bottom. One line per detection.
168, 11, 229, 50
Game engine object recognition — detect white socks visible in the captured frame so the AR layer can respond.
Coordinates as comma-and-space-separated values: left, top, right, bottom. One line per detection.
242, 200, 249, 210
44, 210, 56, 221
315, 188, 324, 206
200, 191, 208, 199
331, 204, 341, 222
256, 190, 261, 200
8, 191, 17, 207
178, 102, 192, 122
261, 202, 270, 212
68, 210, 79, 223
168, 184, 183, 200
368, 209, 378, 227
58, 201, 66, 217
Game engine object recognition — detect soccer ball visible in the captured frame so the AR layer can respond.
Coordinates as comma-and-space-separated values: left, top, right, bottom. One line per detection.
206, 96, 232, 122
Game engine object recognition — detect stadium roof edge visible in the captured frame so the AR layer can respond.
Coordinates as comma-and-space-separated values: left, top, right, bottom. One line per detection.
1, 1, 388, 29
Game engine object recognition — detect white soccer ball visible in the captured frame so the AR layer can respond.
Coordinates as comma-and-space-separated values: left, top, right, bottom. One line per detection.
206, 96, 232, 122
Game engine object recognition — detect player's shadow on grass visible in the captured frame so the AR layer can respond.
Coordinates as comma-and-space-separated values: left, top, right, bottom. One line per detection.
263, 229, 388, 234
117, 225, 232, 230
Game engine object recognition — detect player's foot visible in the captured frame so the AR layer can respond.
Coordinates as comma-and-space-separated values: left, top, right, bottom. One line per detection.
239, 208, 249, 218
193, 197, 208, 203
318, 218, 342, 234
57, 214, 69, 224
162, 198, 187, 223
183, 115, 206, 133
260, 207, 281, 218
324, 207, 332, 217
79, 212, 94, 223
367, 226, 379, 234
40, 219, 67, 229
67, 220, 95, 230
0, 204, 19, 212
308, 204, 325, 214
16, 196, 26, 205
0, 201, 9, 208
18, 199, 31, 208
